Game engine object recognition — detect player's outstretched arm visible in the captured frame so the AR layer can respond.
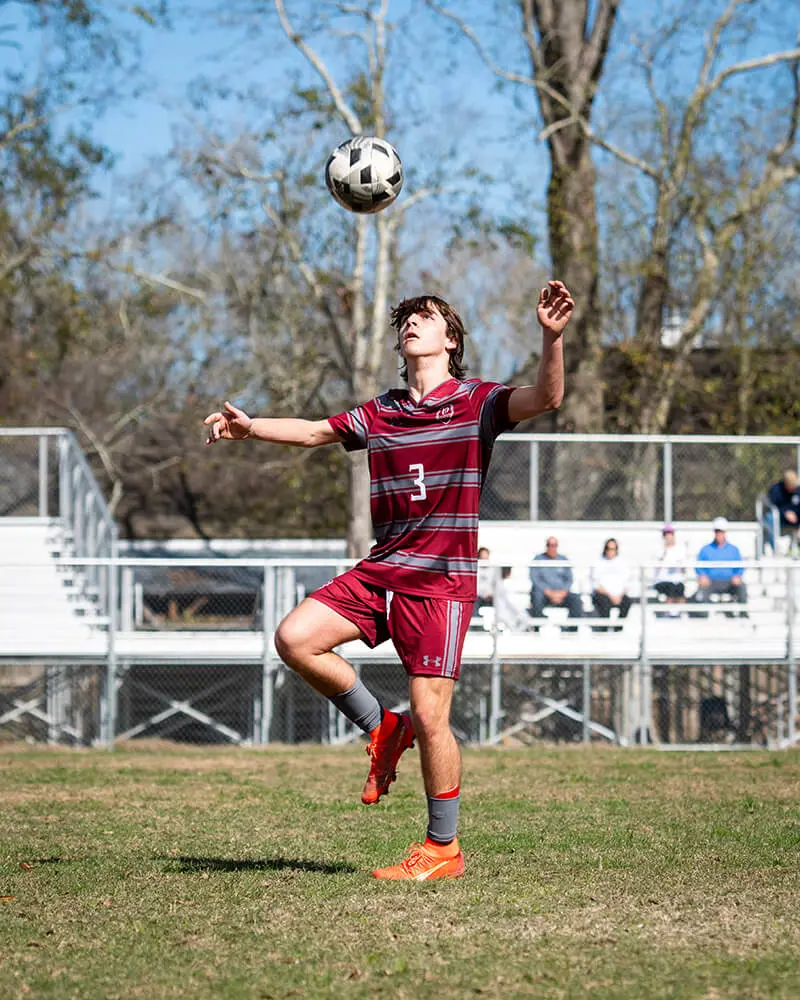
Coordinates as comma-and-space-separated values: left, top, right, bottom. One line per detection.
204, 401, 339, 448
508, 280, 573, 423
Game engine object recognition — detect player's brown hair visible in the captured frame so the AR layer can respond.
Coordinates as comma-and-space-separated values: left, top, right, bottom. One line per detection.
390, 295, 468, 382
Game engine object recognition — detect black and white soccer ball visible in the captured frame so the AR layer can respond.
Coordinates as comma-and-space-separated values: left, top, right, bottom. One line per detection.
325, 136, 404, 214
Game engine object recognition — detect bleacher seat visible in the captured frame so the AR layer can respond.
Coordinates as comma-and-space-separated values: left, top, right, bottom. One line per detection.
0, 519, 108, 657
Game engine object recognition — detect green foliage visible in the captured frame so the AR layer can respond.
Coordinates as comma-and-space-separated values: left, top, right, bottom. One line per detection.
603, 344, 800, 436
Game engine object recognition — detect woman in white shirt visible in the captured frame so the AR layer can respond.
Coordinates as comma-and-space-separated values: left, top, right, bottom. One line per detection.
591, 538, 632, 621
653, 524, 686, 603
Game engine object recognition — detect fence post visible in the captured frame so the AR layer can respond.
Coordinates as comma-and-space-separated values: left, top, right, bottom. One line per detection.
120, 567, 133, 630
73, 467, 83, 552
529, 440, 539, 521
663, 440, 673, 524
105, 556, 118, 748
638, 565, 651, 744
787, 564, 796, 748
58, 434, 69, 523
582, 660, 591, 743
38, 435, 48, 518
260, 564, 276, 745
489, 617, 502, 744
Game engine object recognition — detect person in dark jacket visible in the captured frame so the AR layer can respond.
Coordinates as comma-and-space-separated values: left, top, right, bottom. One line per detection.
766, 470, 800, 552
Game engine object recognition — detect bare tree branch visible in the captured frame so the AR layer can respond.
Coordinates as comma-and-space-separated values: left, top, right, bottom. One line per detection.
697, 0, 745, 92
581, 0, 622, 89
704, 47, 800, 103
105, 261, 207, 302
580, 123, 663, 180
48, 398, 125, 513
274, 0, 362, 134
258, 197, 352, 370
772, 60, 800, 161
423, 0, 573, 116
0, 246, 38, 281
386, 185, 437, 232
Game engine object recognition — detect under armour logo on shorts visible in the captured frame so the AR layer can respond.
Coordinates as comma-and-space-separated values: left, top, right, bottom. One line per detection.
422, 655, 442, 667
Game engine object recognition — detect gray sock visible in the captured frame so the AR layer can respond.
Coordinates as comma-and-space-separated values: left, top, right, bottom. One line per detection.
426, 790, 460, 845
328, 678, 382, 735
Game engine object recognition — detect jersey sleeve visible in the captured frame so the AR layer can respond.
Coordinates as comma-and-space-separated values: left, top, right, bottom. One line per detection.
466, 380, 518, 445
327, 400, 376, 452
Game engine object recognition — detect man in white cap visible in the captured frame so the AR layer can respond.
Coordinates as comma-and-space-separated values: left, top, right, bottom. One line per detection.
694, 517, 747, 606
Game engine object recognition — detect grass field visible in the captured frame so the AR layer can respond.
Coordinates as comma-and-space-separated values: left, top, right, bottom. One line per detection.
1, 742, 799, 1000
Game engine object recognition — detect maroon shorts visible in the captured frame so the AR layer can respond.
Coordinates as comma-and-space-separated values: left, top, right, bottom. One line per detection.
310, 568, 471, 680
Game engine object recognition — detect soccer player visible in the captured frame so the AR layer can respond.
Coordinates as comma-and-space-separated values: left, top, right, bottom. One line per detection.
204, 280, 573, 880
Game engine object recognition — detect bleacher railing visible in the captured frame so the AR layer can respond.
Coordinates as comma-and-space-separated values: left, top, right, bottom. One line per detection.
6, 428, 798, 527
2, 426, 800, 749
0, 555, 796, 751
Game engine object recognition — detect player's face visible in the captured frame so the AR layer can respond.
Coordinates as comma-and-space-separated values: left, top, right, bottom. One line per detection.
400, 305, 457, 364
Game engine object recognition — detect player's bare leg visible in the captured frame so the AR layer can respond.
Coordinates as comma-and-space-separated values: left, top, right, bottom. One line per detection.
274, 597, 362, 696
408, 676, 461, 797
373, 675, 464, 881
275, 598, 412, 804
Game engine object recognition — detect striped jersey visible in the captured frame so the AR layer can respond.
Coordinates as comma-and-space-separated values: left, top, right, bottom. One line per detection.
329, 377, 516, 601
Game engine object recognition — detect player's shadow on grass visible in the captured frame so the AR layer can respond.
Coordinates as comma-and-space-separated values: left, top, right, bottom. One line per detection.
160, 855, 356, 875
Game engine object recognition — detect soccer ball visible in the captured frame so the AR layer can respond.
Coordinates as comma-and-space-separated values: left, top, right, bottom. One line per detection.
325, 136, 404, 214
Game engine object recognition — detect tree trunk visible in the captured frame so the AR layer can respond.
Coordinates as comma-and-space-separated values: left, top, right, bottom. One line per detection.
521, 0, 619, 432
545, 148, 604, 433
516, 0, 619, 520
346, 450, 372, 559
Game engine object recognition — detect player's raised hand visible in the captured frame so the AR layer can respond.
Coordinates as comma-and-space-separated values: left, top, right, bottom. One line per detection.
537, 280, 574, 336
203, 401, 253, 445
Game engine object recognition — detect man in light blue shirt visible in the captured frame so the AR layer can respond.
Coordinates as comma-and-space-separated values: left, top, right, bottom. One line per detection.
529, 537, 583, 618
694, 517, 747, 605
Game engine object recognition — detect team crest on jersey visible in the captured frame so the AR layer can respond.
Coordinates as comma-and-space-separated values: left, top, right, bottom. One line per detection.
435, 404, 454, 424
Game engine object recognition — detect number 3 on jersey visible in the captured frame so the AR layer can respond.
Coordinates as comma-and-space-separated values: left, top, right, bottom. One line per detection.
409, 463, 427, 501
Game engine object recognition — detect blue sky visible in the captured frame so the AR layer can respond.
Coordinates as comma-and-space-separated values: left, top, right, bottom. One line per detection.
6, 0, 799, 376
6, 0, 550, 219
9, 0, 798, 225
9, 0, 799, 189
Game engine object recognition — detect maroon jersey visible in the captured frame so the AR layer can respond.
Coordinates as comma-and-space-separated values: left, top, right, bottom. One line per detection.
328, 377, 516, 601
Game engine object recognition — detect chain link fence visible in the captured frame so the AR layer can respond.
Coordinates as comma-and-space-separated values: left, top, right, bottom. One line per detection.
482, 435, 800, 522
0, 664, 103, 744
1, 656, 795, 749
649, 663, 793, 746
0, 432, 58, 517
496, 662, 627, 744
119, 559, 344, 632
0, 550, 799, 748
2, 428, 800, 749
116, 663, 262, 743
6, 428, 797, 527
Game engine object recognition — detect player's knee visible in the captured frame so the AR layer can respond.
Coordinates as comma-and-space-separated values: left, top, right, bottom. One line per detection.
410, 697, 450, 744
274, 616, 307, 666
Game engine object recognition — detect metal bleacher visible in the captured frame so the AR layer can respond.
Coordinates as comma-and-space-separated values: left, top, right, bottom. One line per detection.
0, 519, 109, 658
0, 427, 799, 749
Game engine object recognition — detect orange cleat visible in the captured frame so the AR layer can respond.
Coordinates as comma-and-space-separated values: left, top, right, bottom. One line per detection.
372, 840, 465, 881
361, 710, 415, 805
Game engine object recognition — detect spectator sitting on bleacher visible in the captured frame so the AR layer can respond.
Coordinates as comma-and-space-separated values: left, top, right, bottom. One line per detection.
693, 517, 747, 606
765, 470, 800, 554
590, 538, 632, 620
528, 537, 582, 619
475, 546, 494, 613
653, 524, 686, 603
494, 567, 537, 632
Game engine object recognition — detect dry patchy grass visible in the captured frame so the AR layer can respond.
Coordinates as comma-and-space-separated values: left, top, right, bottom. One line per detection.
0, 743, 799, 999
